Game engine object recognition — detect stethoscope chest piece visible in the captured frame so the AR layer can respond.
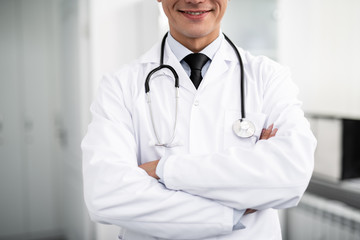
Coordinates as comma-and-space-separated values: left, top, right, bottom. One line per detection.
146, 32, 257, 145
232, 119, 255, 138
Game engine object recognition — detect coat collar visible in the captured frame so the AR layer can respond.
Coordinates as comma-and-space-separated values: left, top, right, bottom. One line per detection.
138, 35, 247, 93
138, 34, 245, 64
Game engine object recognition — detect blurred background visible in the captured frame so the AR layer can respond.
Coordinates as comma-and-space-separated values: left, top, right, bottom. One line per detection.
1, 0, 360, 239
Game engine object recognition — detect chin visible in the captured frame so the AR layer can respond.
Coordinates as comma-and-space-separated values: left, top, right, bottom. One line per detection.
184, 28, 217, 40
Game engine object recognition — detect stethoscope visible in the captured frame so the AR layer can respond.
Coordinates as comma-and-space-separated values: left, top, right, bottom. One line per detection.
145, 32, 255, 147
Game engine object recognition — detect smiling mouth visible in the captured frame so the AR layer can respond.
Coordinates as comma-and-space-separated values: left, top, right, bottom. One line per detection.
180, 10, 211, 16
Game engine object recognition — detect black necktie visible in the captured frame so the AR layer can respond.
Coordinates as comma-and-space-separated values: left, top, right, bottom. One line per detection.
183, 53, 209, 89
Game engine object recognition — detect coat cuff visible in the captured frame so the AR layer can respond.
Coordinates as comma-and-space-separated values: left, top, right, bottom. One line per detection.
156, 154, 169, 182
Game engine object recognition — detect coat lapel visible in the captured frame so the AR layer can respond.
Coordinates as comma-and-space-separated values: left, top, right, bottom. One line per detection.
198, 39, 237, 91
163, 41, 197, 94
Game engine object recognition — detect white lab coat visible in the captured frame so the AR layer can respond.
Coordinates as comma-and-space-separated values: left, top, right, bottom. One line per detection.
82, 38, 316, 240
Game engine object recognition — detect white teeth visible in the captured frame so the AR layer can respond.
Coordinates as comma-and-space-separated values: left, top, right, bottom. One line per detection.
184, 11, 206, 15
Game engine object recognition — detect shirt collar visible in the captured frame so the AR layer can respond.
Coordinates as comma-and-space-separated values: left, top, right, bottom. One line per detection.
167, 32, 224, 62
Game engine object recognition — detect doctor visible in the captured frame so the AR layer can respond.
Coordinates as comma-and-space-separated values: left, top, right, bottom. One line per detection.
82, 0, 316, 239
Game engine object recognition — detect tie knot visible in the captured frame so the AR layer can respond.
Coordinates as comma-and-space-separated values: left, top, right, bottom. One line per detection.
183, 53, 209, 71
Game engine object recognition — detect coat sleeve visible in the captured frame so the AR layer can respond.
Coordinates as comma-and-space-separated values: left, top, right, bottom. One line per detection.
159, 63, 317, 211
81, 74, 234, 239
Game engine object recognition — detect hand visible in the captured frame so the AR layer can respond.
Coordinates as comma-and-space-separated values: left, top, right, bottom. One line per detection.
260, 124, 278, 140
139, 160, 160, 179
245, 209, 257, 215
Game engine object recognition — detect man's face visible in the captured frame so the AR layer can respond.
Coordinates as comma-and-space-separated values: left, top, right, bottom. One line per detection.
158, 0, 228, 44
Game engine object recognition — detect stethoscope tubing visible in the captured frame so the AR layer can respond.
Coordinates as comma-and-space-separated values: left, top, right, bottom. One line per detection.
146, 32, 246, 118
223, 34, 246, 120
144, 32, 250, 146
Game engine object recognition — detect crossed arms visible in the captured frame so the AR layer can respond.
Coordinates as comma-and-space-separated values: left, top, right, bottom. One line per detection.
139, 124, 278, 216
82, 66, 316, 239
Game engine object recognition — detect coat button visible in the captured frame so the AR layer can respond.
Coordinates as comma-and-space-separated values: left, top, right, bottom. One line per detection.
194, 100, 199, 106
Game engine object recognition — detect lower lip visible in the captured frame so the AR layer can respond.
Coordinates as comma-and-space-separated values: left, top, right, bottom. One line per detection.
181, 11, 210, 20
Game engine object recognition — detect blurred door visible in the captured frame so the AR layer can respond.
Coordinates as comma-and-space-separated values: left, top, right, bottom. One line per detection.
59, 0, 95, 239
0, 0, 27, 237
0, 0, 61, 239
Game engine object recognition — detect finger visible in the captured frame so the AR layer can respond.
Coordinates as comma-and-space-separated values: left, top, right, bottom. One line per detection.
260, 126, 271, 139
259, 129, 266, 140
269, 128, 278, 138
260, 124, 273, 140
260, 128, 266, 139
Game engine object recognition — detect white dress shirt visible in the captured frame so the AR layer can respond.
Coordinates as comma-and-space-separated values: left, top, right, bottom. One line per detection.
157, 32, 245, 230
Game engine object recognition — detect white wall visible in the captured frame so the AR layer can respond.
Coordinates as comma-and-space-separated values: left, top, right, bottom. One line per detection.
278, 0, 360, 118
89, 0, 163, 97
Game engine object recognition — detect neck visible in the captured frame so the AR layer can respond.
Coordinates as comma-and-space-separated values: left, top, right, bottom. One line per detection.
170, 30, 220, 53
